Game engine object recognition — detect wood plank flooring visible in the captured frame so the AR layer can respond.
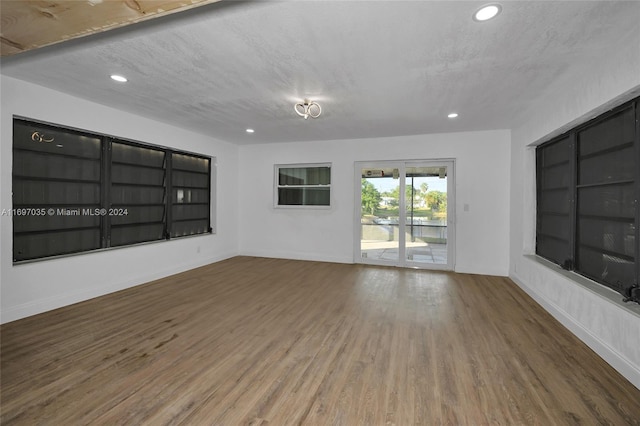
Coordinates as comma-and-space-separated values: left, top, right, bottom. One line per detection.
2, 256, 639, 425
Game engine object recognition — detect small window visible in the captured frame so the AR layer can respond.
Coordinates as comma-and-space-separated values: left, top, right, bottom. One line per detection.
275, 164, 331, 207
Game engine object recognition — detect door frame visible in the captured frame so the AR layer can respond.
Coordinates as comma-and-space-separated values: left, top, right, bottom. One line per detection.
354, 159, 456, 270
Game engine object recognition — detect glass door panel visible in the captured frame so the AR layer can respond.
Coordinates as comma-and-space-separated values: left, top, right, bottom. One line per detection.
360, 165, 401, 264
405, 165, 449, 266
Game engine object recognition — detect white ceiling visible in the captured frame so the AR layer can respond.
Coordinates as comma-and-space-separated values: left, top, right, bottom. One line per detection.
1, 1, 638, 145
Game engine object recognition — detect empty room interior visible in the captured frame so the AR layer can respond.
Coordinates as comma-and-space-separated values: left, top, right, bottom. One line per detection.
1, 0, 640, 424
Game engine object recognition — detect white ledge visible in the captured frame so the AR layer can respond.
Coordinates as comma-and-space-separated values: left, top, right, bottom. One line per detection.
524, 254, 640, 318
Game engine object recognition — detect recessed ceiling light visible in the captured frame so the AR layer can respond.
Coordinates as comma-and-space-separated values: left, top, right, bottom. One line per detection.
473, 4, 502, 22
110, 74, 128, 83
246, 128, 255, 133
448, 113, 459, 118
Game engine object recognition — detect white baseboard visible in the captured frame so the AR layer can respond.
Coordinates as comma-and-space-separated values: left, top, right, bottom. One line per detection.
239, 249, 352, 265
454, 266, 508, 277
1, 252, 237, 324
510, 272, 640, 391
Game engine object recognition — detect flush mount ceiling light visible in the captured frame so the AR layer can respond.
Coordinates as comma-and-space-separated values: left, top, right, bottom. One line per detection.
246, 128, 255, 133
473, 4, 502, 22
294, 99, 322, 120
448, 113, 459, 118
110, 74, 128, 83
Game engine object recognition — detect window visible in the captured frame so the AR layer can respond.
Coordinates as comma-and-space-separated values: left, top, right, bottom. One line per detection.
109, 141, 167, 247
12, 118, 212, 262
275, 163, 331, 207
13, 122, 103, 260
171, 152, 211, 237
536, 98, 639, 304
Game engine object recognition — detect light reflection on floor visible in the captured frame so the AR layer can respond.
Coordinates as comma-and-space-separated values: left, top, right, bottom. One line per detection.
361, 241, 447, 264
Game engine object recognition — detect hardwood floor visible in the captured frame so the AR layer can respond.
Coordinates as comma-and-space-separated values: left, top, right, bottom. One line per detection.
2, 256, 639, 425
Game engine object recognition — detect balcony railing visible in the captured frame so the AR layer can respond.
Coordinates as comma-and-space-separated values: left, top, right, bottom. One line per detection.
361, 219, 447, 244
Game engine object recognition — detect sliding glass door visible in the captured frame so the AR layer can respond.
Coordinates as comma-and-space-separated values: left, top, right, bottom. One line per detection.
359, 162, 403, 263
355, 160, 455, 270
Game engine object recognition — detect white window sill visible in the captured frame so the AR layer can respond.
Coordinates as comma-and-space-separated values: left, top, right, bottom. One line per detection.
524, 254, 640, 318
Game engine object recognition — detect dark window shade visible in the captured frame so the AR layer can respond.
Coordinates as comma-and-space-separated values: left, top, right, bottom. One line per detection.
170, 152, 211, 238
111, 163, 165, 186
575, 106, 636, 293
541, 165, 571, 189
577, 184, 635, 219
536, 136, 572, 267
173, 153, 209, 173
110, 224, 165, 248
171, 220, 210, 237
577, 247, 635, 294
13, 151, 100, 181
535, 99, 639, 303
12, 118, 212, 262
13, 181, 100, 206
13, 120, 102, 261
578, 147, 635, 186
577, 107, 635, 157
111, 142, 165, 167
109, 142, 167, 247
13, 121, 101, 158
111, 186, 165, 205
538, 214, 571, 242
173, 170, 209, 188
537, 189, 570, 215
14, 229, 101, 261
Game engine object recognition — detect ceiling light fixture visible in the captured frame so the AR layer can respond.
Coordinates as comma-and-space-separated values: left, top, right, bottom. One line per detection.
294, 99, 322, 120
448, 113, 459, 118
246, 128, 255, 133
110, 74, 128, 83
473, 4, 502, 22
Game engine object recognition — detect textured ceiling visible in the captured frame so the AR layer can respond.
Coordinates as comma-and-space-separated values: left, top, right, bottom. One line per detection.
1, 1, 639, 144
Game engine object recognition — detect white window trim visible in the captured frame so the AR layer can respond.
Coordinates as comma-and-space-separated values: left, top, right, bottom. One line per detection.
274, 163, 332, 209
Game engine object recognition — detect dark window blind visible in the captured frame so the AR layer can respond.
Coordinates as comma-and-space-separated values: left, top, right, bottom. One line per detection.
12, 118, 212, 262
110, 142, 167, 247
13, 121, 102, 261
575, 106, 636, 294
536, 135, 573, 268
171, 152, 211, 237
535, 98, 639, 303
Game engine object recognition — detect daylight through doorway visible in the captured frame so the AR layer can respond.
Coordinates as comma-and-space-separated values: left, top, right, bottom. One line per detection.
356, 160, 455, 270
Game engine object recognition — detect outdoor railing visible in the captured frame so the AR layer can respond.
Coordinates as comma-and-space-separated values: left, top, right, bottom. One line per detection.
361, 221, 447, 243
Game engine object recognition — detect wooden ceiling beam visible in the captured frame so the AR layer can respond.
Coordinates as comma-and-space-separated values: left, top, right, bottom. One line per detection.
1, 0, 222, 57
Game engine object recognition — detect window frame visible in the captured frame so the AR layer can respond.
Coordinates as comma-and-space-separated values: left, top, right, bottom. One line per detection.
12, 117, 214, 264
274, 163, 332, 209
535, 98, 639, 303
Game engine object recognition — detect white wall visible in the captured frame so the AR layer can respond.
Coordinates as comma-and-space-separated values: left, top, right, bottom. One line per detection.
239, 130, 511, 276
0, 76, 240, 323
509, 35, 640, 389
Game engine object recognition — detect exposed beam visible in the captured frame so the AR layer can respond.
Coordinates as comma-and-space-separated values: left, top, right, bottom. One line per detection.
1, 0, 222, 57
